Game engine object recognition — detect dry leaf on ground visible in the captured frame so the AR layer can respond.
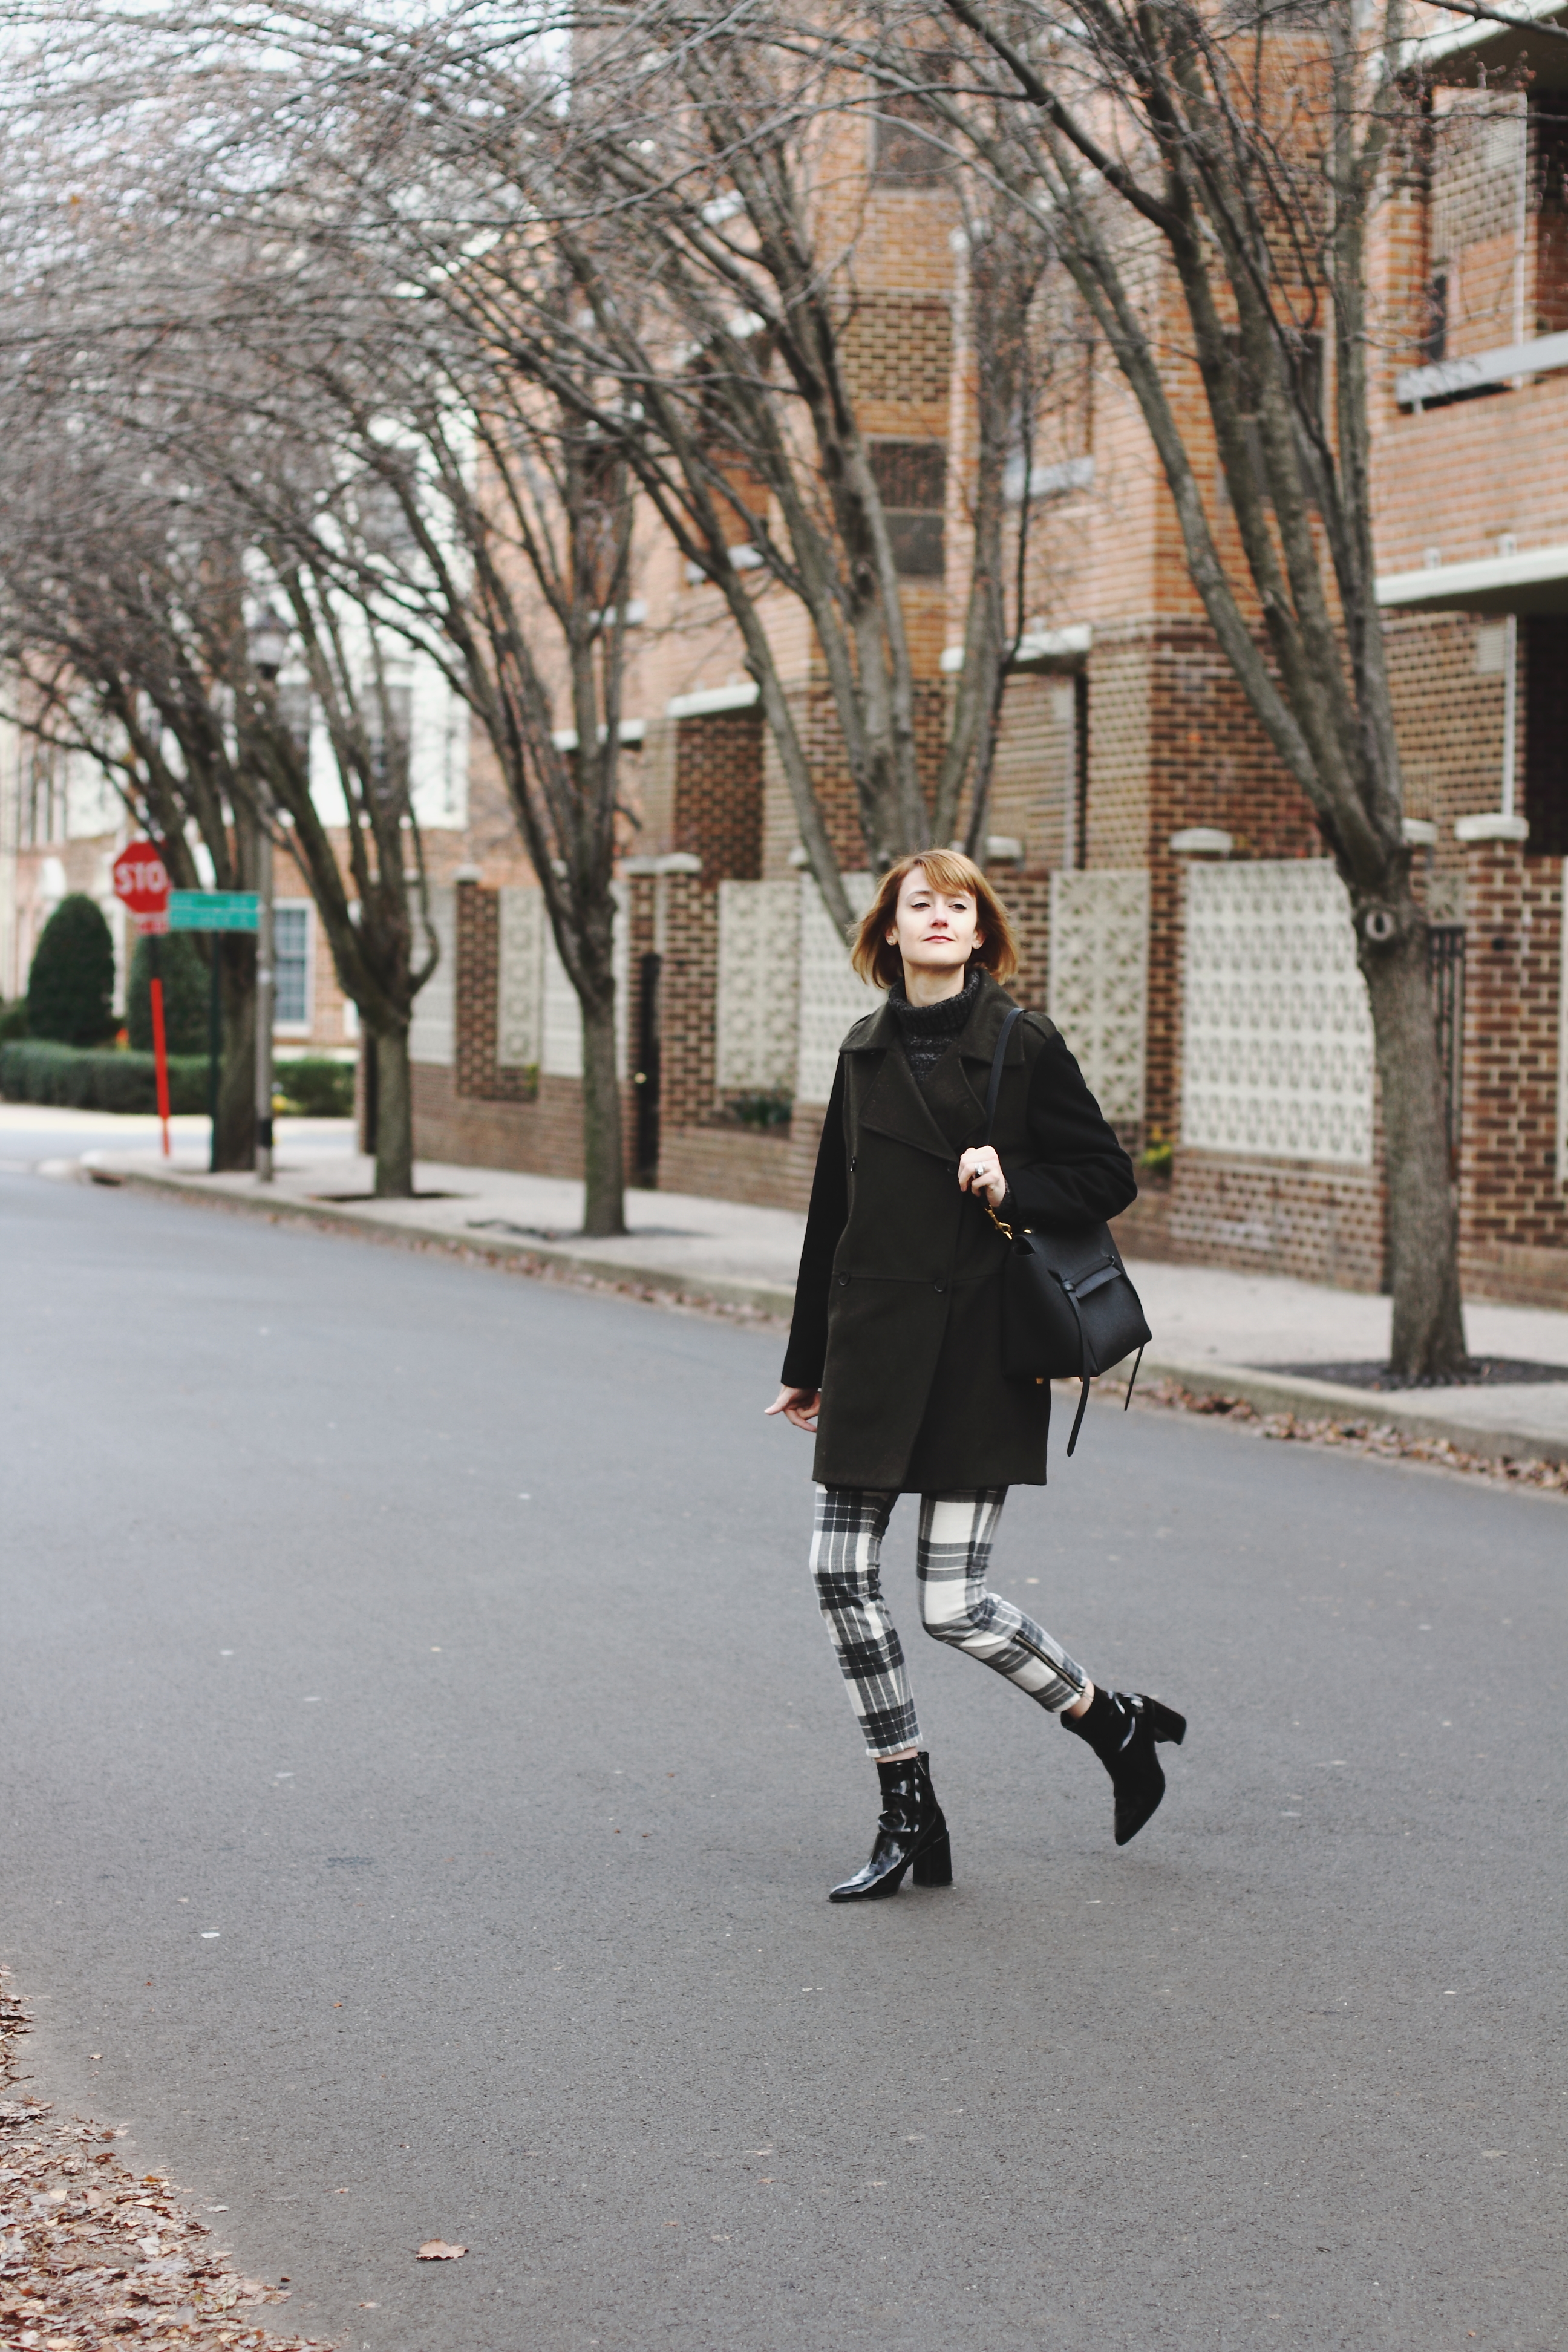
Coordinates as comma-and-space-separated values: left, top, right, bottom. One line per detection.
0, 1964, 336, 2351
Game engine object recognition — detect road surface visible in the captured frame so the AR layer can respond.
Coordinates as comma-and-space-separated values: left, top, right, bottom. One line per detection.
2, 1169, 1563, 2350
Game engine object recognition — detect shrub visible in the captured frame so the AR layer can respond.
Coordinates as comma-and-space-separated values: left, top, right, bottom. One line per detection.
128, 933, 209, 1055
0, 1039, 209, 1114
1137, 1126, 1174, 1178
0, 996, 26, 1042
273, 1056, 356, 1119
727, 1091, 793, 1132
27, 894, 117, 1046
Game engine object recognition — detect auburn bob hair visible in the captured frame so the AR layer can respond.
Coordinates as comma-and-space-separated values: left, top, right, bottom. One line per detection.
849, 849, 1019, 990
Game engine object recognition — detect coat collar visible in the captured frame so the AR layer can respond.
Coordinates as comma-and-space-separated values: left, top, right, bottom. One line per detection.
844, 969, 1022, 1063
848, 970, 1022, 1160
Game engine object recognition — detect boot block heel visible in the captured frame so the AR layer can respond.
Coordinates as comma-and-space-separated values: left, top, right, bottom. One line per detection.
912, 1830, 953, 1888
1143, 1698, 1186, 1746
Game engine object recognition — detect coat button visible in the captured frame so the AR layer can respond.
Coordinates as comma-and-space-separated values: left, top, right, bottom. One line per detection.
838, 1274, 849, 1287
933, 1282, 946, 1294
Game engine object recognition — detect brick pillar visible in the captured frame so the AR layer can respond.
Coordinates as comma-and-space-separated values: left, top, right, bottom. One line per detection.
1457, 816, 1568, 1303
1001, 872, 1051, 1011
647, 860, 718, 1140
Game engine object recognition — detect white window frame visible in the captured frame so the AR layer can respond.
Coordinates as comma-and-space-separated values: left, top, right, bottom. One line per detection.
273, 899, 315, 1037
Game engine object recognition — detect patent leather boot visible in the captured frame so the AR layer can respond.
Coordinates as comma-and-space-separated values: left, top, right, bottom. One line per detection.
829, 1751, 952, 1901
1062, 1687, 1187, 1846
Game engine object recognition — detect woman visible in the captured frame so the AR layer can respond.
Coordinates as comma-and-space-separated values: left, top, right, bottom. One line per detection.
766, 850, 1185, 1901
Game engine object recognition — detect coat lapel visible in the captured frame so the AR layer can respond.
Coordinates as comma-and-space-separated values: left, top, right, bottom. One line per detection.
855, 1039, 959, 1163
848, 974, 1021, 1161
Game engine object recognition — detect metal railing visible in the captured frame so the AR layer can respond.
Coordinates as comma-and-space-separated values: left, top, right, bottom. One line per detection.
1428, 923, 1466, 1161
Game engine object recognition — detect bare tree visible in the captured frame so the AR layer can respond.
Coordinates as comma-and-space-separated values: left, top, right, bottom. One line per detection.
186, 0, 1056, 924
0, 325, 442, 1192
863, 0, 1474, 1378
0, 423, 265, 1164
192, 280, 646, 1235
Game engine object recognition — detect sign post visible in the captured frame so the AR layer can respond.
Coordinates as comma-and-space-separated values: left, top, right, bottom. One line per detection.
111, 842, 172, 1157
168, 893, 261, 1172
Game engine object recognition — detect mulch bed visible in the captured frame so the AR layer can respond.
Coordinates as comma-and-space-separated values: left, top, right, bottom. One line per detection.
0, 1971, 335, 2352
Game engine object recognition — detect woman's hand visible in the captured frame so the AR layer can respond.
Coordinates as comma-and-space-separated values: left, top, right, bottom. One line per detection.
765, 1385, 820, 1431
958, 1147, 1008, 1210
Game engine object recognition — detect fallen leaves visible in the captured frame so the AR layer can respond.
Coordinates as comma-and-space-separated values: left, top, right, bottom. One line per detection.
415, 2239, 467, 2261
1129, 1375, 1568, 1494
0, 1964, 336, 2351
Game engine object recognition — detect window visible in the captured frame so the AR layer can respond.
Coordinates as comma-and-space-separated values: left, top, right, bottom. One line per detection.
1422, 273, 1448, 364
352, 474, 421, 564
275, 682, 314, 769
274, 904, 312, 1029
872, 58, 950, 185
1524, 617, 1568, 857
365, 683, 413, 794
869, 440, 946, 577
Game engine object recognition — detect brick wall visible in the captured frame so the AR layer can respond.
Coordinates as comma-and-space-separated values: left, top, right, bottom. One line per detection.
1132, 1151, 1388, 1295
413, 1062, 638, 1181
673, 710, 764, 884
411, 878, 640, 1180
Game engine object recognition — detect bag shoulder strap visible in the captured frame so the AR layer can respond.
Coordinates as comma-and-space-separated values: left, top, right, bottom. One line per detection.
982, 1004, 1027, 1146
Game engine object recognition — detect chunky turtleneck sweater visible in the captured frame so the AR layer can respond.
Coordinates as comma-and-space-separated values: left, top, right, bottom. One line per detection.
887, 964, 982, 1085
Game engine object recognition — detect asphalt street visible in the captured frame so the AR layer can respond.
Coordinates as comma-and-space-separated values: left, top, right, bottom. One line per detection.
2, 1169, 1564, 2352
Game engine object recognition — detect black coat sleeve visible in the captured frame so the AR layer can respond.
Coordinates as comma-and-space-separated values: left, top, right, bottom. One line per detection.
780, 1056, 849, 1390
1002, 1028, 1138, 1231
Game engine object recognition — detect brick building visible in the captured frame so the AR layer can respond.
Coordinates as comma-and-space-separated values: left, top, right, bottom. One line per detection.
413, 10, 1568, 1312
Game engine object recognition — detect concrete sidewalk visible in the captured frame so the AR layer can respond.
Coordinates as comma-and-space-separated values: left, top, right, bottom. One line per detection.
64, 1120, 1568, 1465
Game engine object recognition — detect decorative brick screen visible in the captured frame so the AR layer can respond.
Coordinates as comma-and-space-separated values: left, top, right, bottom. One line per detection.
407, 883, 456, 1066
497, 887, 543, 1068
716, 879, 800, 1091
795, 872, 880, 1103
1183, 861, 1373, 1165
1047, 869, 1149, 1126
538, 884, 630, 1080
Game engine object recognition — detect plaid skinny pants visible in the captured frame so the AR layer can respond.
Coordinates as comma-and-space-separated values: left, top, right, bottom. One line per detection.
809, 1485, 1087, 1759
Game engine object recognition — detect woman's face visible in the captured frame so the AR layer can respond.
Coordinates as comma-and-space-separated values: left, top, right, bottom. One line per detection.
887, 866, 984, 976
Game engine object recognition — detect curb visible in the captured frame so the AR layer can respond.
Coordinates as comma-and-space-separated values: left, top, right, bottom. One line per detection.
1141, 1351, 1568, 1467
87, 1160, 798, 1322
74, 1163, 1568, 1465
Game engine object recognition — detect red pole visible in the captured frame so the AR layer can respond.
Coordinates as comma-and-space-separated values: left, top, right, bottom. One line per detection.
149, 971, 171, 1158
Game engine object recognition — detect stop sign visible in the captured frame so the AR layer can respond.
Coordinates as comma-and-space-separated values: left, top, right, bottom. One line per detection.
111, 841, 171, 926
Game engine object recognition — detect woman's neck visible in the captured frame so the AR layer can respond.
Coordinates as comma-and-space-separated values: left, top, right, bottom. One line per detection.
901, 961, 972, 1008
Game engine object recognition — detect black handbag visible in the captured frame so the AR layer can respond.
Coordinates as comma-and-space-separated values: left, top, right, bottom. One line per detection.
979, 1005, 1151, 1457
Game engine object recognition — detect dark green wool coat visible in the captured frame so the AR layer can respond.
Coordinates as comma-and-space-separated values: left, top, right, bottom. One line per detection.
781, 972, 1137, 1492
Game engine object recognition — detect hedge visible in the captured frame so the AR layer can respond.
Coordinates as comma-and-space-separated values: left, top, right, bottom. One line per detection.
0, 1040, 210, 1114
273, 1056, 356, 1118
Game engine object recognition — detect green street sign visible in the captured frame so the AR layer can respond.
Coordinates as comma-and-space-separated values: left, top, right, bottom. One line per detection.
168, 890, 261, 933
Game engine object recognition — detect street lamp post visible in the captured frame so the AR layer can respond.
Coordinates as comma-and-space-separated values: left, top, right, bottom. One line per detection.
249, 607, 290, 1184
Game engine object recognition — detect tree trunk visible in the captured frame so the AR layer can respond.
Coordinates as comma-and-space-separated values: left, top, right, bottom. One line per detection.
372, 1024, 414, 1199
213, 935, 256, 1172
580, 991, 627, 1238
1360, 907, 1468, 1382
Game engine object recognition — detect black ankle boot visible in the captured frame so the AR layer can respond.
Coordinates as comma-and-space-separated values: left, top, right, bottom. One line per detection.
1062, 1687, 1186, 1846
829, 1751, 952, 1901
